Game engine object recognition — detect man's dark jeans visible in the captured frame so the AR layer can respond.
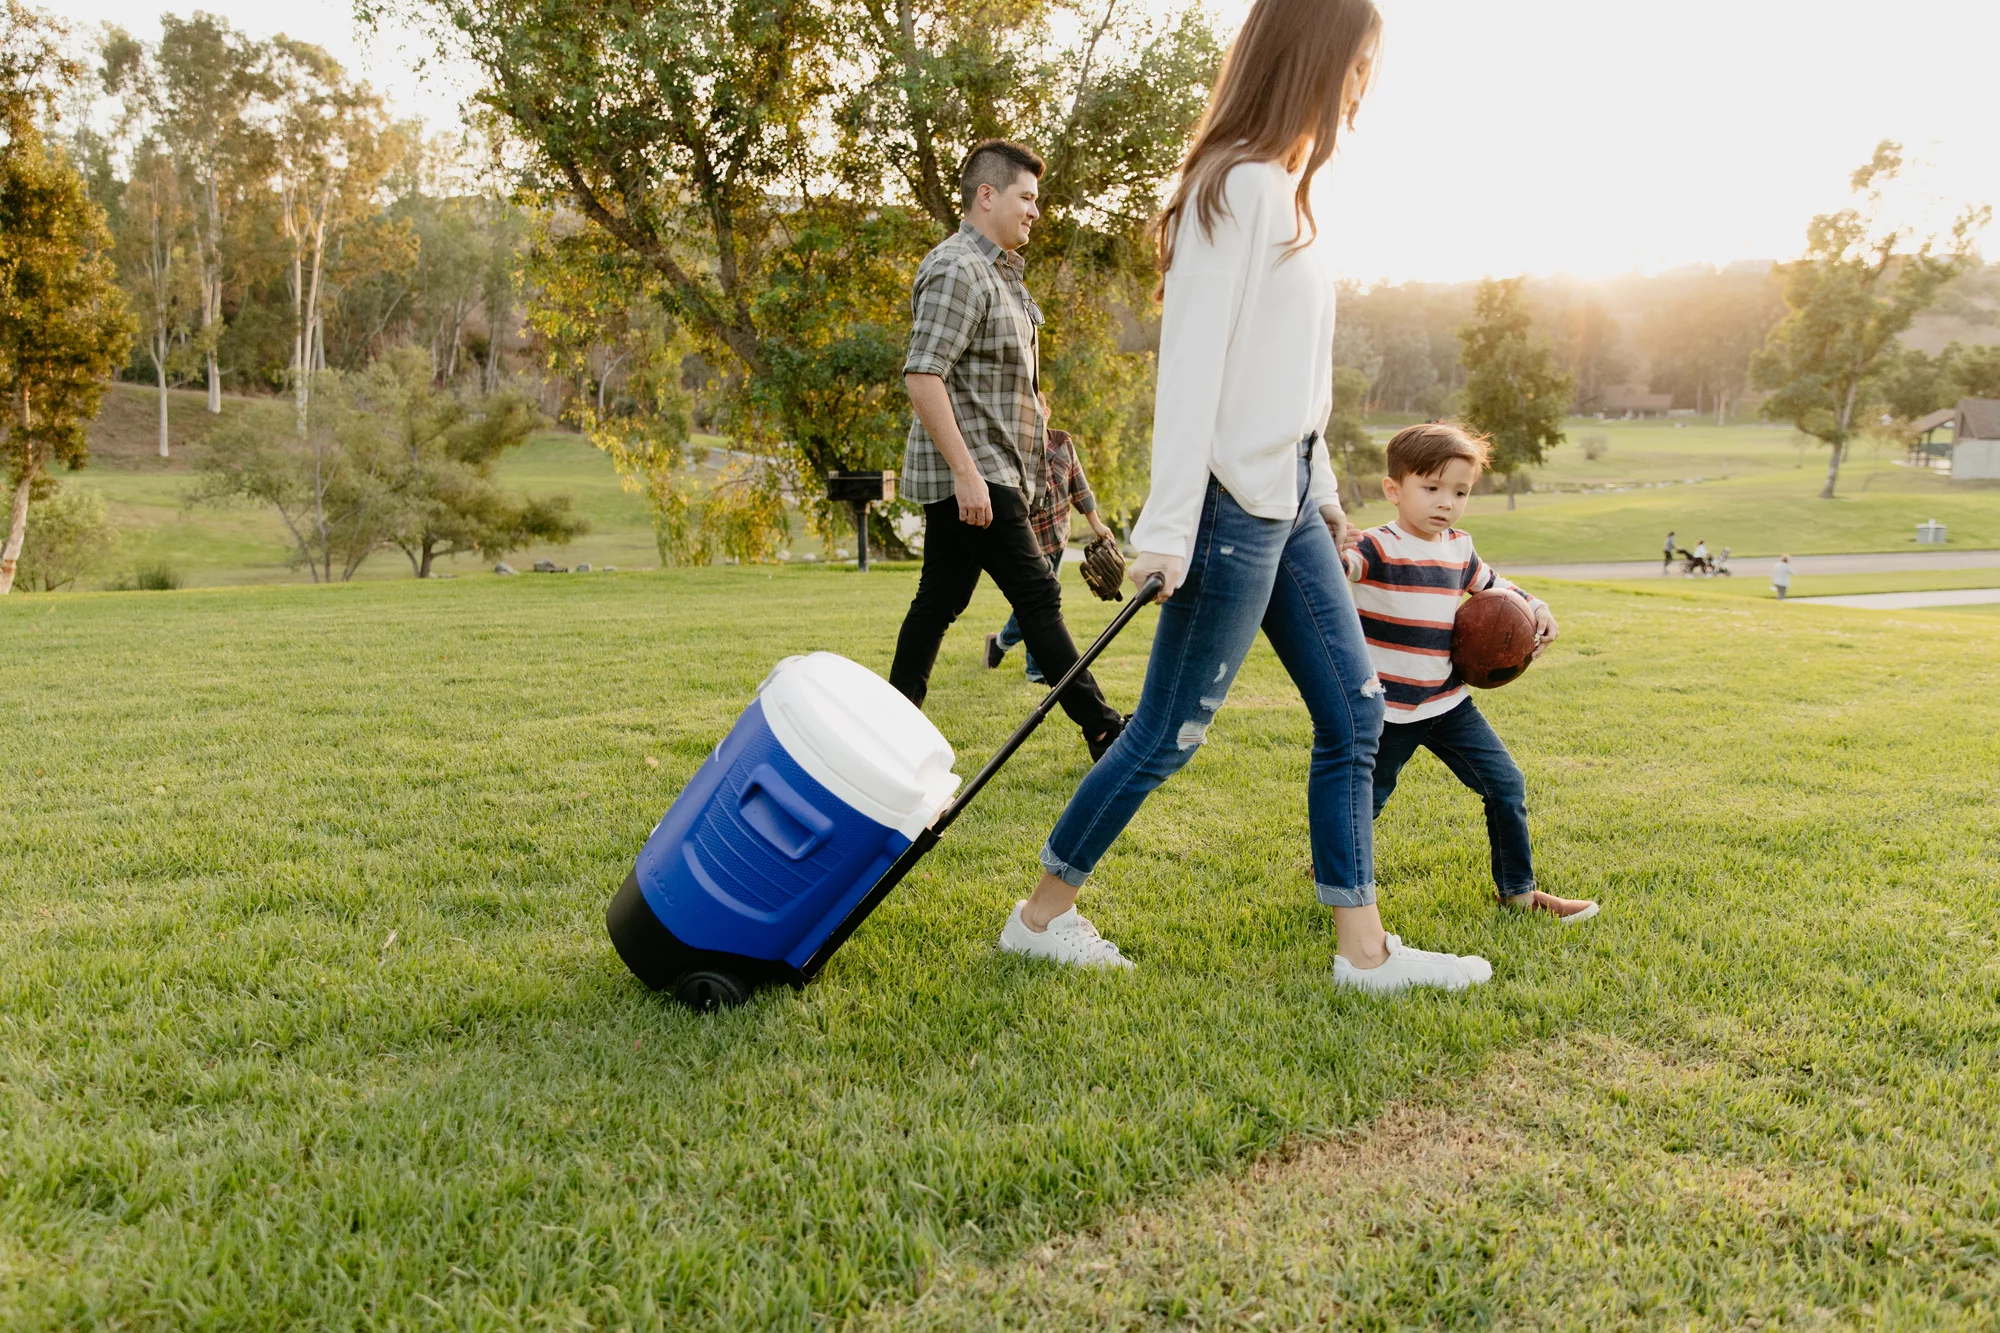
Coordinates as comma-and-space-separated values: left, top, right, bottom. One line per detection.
889, 485, 1122, 742
1372, 696, 1536, 899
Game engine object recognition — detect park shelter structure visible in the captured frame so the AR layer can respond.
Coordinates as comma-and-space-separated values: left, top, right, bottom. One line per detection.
1907, 406, 1957, 468
1952, 398, 2000, 482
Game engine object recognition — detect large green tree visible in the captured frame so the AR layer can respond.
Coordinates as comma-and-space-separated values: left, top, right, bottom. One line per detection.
1458, 276, 1572, 510
1753, 142, 1986, 498
0, 0, 134, 596
373, 0, 1216, 553
352, 344, 585, 576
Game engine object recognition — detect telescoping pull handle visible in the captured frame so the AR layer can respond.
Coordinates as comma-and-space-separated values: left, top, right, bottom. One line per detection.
796, 572, 1165, 981
929, 571, 1165, 838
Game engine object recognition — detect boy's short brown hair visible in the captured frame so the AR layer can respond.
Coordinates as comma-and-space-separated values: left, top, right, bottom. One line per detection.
1384, 422, 1492, 481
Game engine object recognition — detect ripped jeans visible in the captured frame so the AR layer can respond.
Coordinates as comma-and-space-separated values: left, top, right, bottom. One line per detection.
1040, 442, 1385, 906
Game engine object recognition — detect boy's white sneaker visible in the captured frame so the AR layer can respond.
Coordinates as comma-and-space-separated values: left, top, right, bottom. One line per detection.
1333, 934, 1488, 994
999, 901, 1134, 969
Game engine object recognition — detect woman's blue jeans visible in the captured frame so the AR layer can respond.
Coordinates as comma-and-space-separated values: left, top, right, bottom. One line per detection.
1040, 444, 1385, 906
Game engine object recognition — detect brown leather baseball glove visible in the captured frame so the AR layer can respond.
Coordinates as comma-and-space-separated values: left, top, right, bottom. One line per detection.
1080, 536, 1126, 602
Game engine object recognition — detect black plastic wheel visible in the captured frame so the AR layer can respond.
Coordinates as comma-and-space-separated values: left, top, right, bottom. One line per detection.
674, 970, 751, 1012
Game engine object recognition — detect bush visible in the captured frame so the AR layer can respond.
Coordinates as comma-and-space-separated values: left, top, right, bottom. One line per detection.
1580, 432, 1610, 461
122, 563, 183, 591
15, 484, 116, 592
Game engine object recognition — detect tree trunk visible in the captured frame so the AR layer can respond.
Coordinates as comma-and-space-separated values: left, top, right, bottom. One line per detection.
203, 171, 223, 413
1820, 443, 1843, 499
156, 335, 171, 459
1506, 470, 1517, 510
1821, 379, 1861, 498
0, 466, 32, 596
418, 542, 435, 578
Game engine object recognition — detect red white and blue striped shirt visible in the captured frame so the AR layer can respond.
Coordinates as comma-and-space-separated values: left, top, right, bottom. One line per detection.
1342, 522, 1544, 722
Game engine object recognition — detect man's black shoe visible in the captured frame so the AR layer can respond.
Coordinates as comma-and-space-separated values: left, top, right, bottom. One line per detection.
984, 632, 1006, 669
1087, 715, 1128, 764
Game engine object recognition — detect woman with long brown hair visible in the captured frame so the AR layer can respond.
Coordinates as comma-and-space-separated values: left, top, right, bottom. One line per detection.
996, 0, 1490, 992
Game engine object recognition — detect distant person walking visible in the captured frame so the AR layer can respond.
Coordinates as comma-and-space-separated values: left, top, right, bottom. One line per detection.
985, 393, 1116, 684
1662, 530, 1677, 573
889, 139, 1126, 762
1772, 554, 1793, 600
1691, 538, 1709, 575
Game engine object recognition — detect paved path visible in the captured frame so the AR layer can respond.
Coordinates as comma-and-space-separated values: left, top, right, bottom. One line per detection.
1790, 587, 2000, 610
1505, 550, 2000, 581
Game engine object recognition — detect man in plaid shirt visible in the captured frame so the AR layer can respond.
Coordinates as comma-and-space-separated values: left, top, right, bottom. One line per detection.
887, 139, 1126, 761
986, 398, 1117, 683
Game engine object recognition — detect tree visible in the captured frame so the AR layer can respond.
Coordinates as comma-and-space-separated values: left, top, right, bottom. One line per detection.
1638, 269, 1782, 423
0, 0, 135, 596
1753, 142, 1987, 498
1545, 288, 1627, 414
349, 344, 586, 576
101, 30, 197, 456
1876, 341, 2000, 422
375, 0, 1217, 547
1325, 364, 1381, 508
193, 381, 395, 582
266, 38, 396, 437
154, 13, 268, 414
113, 139, 198, 456
14, 480, 113, 590
1458, 277, 1572, 510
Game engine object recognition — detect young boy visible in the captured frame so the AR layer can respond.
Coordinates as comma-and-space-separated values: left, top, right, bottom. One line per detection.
984, 393, 1116, 683
1343, 423, 1598, 923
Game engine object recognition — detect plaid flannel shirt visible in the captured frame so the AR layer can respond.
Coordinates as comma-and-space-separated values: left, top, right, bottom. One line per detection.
1028, 428, 1097, 556
902, 223, 1046, 506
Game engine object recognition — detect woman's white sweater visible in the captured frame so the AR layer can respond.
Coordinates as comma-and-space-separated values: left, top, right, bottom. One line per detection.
1128, 159, 1344, 565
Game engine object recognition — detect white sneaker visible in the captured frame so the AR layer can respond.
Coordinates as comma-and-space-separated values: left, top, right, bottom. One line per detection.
999, 901, 1134, 969
1333, 934, 1488, 994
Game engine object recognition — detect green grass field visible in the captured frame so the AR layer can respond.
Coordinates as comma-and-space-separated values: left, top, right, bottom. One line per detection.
4, 567, 1998, 1327
56, 387, 2000, 592
1434, 418, 2000, 564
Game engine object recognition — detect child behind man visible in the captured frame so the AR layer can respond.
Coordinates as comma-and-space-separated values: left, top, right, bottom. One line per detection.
1343, 423, 1598, 923
985, 393, 1116, 682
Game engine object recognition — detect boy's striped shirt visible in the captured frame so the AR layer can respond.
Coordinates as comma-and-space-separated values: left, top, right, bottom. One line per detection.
1342, 522, 1544, 722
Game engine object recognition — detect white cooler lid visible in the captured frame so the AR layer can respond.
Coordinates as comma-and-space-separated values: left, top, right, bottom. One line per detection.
757, 653, 960, 839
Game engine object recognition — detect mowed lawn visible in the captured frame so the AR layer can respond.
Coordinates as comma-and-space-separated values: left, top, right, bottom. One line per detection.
67, 387, 2000, 592
1449, 418, 2000, 564
3, 569, 1998, 1328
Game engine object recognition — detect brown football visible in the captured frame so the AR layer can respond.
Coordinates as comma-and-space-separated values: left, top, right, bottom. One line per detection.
1451, 589, 1538, 689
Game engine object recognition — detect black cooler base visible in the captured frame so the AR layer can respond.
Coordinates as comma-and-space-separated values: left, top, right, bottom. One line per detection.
605, 870, 803, 1009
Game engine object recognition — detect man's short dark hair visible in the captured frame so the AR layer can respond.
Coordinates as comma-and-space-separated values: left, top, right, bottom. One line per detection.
959, 139, 1044, 214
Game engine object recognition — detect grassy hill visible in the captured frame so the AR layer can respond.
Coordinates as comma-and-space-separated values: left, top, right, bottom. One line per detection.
3, 568, 1998, 1326
45, 385, 2000, 592
70, 383, 706, 586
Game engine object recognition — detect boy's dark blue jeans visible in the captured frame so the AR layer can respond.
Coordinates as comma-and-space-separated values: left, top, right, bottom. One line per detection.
1373, 696, 1535, 900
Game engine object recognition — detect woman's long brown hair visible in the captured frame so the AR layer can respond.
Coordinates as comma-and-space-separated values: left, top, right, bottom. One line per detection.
1152, 0, 1382, 273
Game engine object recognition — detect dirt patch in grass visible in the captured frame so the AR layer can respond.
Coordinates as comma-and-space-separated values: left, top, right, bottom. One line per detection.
884, 1032, 1994, 1330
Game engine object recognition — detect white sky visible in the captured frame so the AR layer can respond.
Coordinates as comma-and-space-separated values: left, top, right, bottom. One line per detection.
69, 0, 2000, 284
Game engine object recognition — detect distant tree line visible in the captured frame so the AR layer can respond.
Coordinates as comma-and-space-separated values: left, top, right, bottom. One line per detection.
1330, 268, 1789, 425
73, 13, 536, 455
